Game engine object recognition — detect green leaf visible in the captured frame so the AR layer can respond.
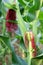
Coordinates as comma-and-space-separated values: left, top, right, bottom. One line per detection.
39, 11, 43, 20
18, 0, 26, 7
4, 2, 17, 10
31, 59, 43, 65
29, 0, 40, 13
1, 3, 6, 17
40, 39, 43, 44
33, 54, 43, 59
25, 0, 33, 2
38, 20, 43, 44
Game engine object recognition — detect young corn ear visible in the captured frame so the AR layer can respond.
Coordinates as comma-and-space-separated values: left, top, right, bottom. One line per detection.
24, 32, 37, 57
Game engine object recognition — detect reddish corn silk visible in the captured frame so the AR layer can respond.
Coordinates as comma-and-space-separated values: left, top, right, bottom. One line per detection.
13, 23, 18, 30
6, 9, 16, 20
6, 22, 18, 32
6, 9, 18, 32
29, 32, 37, 57
24, 32, 37, 57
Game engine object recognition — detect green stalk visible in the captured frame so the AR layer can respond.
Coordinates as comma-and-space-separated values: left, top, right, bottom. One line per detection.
16, 0, 27, 38
16, 0, 33, 65
32, 0, 43, 43
28, 41, 32, 65
27, 33, 32, 65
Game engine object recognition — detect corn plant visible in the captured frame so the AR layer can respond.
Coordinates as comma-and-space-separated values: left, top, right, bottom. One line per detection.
0, 0, 43, 65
